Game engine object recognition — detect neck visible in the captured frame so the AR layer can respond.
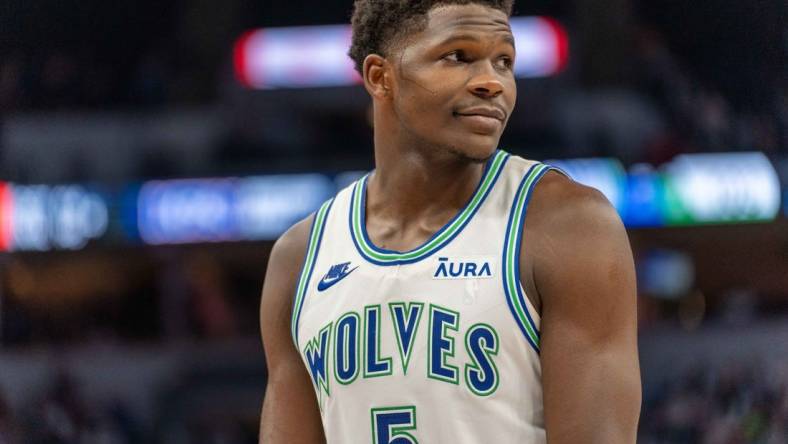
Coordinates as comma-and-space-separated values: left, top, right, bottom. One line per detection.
368, 119, 489, 226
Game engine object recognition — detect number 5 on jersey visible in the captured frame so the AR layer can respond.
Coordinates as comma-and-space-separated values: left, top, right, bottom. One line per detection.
371, 406, 418, 444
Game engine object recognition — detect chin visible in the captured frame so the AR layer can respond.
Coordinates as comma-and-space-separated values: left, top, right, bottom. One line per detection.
445, 136, 500, 163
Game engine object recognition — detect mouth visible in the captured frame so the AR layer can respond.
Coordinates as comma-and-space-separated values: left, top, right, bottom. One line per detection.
453, 107, 506, 133
454, 106, 506, 122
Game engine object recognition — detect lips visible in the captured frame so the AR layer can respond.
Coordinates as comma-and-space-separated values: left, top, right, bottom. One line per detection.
454, 106, 506, 122
453, 106, 506, 134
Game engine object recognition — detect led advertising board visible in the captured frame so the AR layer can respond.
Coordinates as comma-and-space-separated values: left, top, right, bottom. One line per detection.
4, 184, 109, 251
662, 152, 781, 225
234, 17, 569, 89
137, 175, 334, 245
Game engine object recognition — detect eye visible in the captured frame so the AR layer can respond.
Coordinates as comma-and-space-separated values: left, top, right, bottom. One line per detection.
497, 56, 514, 70
443, 50, 468, 63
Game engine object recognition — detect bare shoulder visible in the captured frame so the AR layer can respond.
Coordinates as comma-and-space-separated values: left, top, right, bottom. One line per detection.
260, 213, 315, 353
269, 214, 314, 272
525, 169, 629, 268
521, 170, 631, 313
528, 170, 623, 234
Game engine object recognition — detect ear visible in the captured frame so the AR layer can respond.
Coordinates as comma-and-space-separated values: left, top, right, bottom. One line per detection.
362, 54, 391, 100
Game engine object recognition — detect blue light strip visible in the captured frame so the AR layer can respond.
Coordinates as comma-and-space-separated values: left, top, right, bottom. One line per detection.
1, 153, 783, 252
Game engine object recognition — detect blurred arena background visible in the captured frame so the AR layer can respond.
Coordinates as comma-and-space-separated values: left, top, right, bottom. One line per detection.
0, 0, 787, 443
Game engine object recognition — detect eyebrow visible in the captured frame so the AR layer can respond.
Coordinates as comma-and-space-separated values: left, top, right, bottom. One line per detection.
436, 33, 516, 49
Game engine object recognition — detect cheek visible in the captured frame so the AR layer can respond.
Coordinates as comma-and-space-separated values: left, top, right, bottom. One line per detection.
397, 61, 462, 110
505, 80, 517, 108
397, 81, 455, 128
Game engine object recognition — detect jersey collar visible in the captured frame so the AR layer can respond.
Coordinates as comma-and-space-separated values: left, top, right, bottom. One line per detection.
348, 150, 509, 266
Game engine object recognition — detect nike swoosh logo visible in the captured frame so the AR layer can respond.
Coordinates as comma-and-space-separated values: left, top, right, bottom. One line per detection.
317, 266, 358, 292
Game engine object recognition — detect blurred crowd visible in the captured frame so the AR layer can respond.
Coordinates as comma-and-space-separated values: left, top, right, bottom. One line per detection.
631, 29, 787, 164
0, 251, 265, 443
0, 48, 178, 111
1, 16, 785, 177
1, 250, 260, 347
0, 0, 229, 113
0, 368, 258, 444
1, 344, 787, 443
640, 359, 788, 443
0, 373, 141, 444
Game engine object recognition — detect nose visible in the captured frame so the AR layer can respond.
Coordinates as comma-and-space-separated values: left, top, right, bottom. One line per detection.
467, 71, 504, 98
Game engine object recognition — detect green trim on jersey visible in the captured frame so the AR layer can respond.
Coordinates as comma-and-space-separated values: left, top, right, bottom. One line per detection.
363, 304, 394, 378
503, 163, 551, 351
291, 199, 333, 348
349, 150, 509, 265
334, 312, 361, 385
427, 304, 460, 385
388, 302, 425, 376
371, 405, 418, 444
464, 323, 501, 397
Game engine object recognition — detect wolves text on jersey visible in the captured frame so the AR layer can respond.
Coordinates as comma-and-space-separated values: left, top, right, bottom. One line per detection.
301, 302, 500, 398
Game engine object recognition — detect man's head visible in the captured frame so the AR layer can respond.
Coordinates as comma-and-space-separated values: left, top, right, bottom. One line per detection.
349, 1, 517, 162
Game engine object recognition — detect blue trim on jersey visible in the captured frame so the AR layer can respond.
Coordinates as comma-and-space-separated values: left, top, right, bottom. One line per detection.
292, 198, 334, 347
502, 163, 553, 354
349, 151, 510, 266
513, 166, 552, 339
542, 163, 570, 179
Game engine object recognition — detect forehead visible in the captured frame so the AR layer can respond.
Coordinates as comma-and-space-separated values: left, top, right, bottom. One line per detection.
419, 4, 512, 44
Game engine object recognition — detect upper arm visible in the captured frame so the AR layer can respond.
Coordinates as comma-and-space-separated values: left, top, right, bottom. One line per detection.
259, 215, 326, 444
524, 174, 641, 443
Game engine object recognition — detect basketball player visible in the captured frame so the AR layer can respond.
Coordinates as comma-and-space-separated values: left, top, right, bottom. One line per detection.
259, 1, 641, 442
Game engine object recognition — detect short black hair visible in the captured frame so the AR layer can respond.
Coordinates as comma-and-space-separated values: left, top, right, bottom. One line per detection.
348, 0, 515, 75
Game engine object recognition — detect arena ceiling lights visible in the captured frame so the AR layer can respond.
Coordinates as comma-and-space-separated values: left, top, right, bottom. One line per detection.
233, 17, 569, 89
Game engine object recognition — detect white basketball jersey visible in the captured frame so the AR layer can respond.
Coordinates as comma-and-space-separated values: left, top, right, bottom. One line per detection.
291, 151, 555, 443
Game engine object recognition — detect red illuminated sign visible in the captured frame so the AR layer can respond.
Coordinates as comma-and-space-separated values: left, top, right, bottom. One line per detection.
0, 183, 12, 251
233, 17, 569, 89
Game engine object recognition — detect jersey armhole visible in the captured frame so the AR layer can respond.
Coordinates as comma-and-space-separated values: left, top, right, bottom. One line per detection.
290, 198, 334, 349
501, 163, 558, 355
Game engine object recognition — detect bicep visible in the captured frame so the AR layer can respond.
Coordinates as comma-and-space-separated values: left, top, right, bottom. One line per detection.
534, 190, 641, 443
259, 221, 325, 444
260, 354, 324, 443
